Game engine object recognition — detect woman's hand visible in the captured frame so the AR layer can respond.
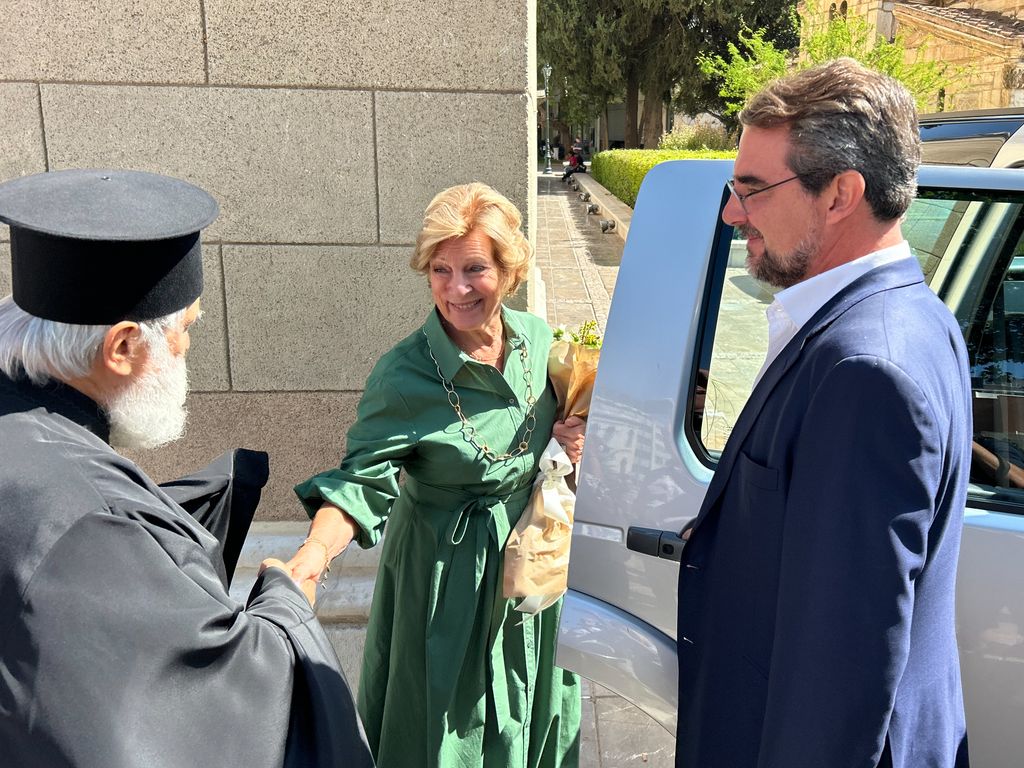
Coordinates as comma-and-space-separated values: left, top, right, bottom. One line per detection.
260, 557, 318, 605
552, 415, 586, 464
284, 503, 359, 586
286, 543, 331, 586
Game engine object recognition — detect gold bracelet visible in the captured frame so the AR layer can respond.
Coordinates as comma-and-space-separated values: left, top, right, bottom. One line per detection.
319, 559, 331, 590
302, 536, 331, 566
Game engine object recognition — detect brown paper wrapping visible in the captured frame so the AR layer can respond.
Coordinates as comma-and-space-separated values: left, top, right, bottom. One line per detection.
548, 340, 601, 421
503, 451, 575, 605
502, 336, 602, 614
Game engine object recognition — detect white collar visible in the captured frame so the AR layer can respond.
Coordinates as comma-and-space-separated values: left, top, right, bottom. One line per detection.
772, 241, 913, 333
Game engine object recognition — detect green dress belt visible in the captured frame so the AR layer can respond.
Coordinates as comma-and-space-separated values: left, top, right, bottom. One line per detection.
404, 476, 535, 744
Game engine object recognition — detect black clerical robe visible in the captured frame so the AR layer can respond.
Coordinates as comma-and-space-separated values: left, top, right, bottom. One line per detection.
0, 372, 373, 768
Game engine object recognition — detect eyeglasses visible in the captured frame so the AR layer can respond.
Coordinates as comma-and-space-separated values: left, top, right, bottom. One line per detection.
726, 174, 803, 215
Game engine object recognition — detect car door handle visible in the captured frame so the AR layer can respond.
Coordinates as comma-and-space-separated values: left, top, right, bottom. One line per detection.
626, 526, 685, 562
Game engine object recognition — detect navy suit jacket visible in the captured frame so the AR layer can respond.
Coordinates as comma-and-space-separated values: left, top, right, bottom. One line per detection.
676, 258, 972, 768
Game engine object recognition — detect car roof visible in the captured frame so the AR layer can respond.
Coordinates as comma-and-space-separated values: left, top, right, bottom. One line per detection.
918, 109, 1024, 168
920, 107, 1024, 125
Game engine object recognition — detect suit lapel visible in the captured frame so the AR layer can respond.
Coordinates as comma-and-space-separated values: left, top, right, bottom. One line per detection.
689, 258, 925, 535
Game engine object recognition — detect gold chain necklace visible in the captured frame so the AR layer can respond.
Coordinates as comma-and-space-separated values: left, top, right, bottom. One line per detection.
422, 329, 538, 462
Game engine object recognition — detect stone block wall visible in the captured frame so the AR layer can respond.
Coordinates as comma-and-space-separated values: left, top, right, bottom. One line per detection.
896, 11, 1017, 111
0, 1, 538, 519
805, 0, 1024, 110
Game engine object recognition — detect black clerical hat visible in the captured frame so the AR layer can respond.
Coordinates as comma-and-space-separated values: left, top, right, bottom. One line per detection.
0, 169, 219, 324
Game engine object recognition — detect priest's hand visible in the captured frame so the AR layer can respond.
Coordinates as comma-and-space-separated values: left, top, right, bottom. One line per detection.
259, 557, 289, 574
261, 557, 318, 605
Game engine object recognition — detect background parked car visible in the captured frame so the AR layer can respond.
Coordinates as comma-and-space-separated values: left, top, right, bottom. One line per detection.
920, 107, 1024, 168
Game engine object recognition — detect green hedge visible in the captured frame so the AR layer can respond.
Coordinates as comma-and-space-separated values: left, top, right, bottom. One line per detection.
590, 149, 737, 208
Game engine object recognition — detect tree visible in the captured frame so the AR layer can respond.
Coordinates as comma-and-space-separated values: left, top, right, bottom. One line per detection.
613, 0, 797, 147
636, 0, 798, 145
689, 27, 790, 124
539, 0, 798, 149
699, 7, 958, 117
538, 0, 625, 147
538, 0, 664, 148
669, 8, 798, 128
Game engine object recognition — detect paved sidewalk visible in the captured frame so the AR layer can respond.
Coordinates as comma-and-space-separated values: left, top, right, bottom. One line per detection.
535, 171, 622, 335
534, 168, 677, 766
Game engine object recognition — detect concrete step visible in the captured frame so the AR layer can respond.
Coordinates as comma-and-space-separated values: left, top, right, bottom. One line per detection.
230, 566, 376, 622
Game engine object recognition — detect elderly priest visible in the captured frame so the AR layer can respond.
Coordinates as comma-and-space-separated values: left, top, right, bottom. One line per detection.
0, 169, 373, 768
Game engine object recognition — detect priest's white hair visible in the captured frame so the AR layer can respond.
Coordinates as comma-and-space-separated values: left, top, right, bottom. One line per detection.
0, 295, 185, 385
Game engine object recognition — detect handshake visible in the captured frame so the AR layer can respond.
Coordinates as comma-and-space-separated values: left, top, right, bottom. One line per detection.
260, 503, 357, 605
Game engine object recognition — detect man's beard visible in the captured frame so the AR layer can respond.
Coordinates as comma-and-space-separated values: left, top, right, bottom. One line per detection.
742, 225, 819, 289
106, 336, 189, 451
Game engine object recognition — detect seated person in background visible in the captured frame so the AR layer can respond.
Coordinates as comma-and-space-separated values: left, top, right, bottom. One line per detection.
0, 169, 373, 768
561, 147, 585, 181
972, 437, 1024, 488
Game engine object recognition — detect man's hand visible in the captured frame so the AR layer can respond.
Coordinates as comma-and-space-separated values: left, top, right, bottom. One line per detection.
259, 557, 288, 574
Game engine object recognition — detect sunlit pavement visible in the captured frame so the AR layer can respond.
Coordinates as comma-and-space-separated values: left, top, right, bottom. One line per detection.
535, 171, 621, 335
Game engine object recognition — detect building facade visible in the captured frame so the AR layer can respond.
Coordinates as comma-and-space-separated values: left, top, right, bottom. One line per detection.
842, 0, 1024, 110
0, 0, 539, 519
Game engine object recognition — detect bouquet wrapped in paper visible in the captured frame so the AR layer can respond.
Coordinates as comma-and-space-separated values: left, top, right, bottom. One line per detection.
547, 320, 602, 421
504, 321, 601, 615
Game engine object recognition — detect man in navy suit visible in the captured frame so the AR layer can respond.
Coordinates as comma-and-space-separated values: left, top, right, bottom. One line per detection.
675, 58, 971, 767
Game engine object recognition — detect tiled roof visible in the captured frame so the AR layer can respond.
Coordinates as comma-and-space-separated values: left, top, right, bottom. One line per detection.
898, 1, 1024, 41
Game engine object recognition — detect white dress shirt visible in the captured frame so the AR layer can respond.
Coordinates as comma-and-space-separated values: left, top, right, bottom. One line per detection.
752, 241, 914, 387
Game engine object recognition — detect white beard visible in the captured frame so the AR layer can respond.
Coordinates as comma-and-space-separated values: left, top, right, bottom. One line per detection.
106, 336, 189, 451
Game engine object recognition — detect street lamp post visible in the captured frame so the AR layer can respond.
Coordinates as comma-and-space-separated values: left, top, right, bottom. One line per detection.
542, 63, 553, 174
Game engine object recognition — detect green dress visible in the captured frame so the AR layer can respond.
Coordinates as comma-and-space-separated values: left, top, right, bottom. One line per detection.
295, 306, 581, 768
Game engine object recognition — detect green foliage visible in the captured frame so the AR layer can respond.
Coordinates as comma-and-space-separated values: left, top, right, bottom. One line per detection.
591, 149, 737, 208
658, 122, 737, 151
700, 8, 960, 116
538, 0, 627, 129
539, 0, 800, 146
697, 28, 789, 116
803, 11, 955, 109
552, 320, 603, 348
669, 3, 800, 125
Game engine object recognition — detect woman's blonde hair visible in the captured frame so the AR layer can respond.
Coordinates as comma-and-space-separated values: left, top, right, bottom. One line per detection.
410, 183, 532, 296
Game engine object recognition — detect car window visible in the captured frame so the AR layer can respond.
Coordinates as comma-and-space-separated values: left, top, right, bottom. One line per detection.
688, 227, 773, 456
688, 186, 1024, 514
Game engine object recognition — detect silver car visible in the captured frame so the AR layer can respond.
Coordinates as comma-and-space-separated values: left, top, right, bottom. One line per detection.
558, 159, 1024, 767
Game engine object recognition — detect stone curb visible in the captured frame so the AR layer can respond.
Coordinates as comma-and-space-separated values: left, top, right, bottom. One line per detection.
569, 173, 633, 243
531, 261, 549, 322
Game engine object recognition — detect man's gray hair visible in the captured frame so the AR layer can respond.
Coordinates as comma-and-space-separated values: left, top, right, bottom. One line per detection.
739, 57, 920, 221
0, 296, 184, 385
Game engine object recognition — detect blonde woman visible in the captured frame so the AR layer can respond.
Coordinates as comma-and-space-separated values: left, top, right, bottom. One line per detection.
287, 183, 584, 768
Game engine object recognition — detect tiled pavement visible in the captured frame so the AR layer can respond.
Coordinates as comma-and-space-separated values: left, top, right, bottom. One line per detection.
534, 168, 678, 766
535, 171, 622, 335
580, 679, 677, 767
